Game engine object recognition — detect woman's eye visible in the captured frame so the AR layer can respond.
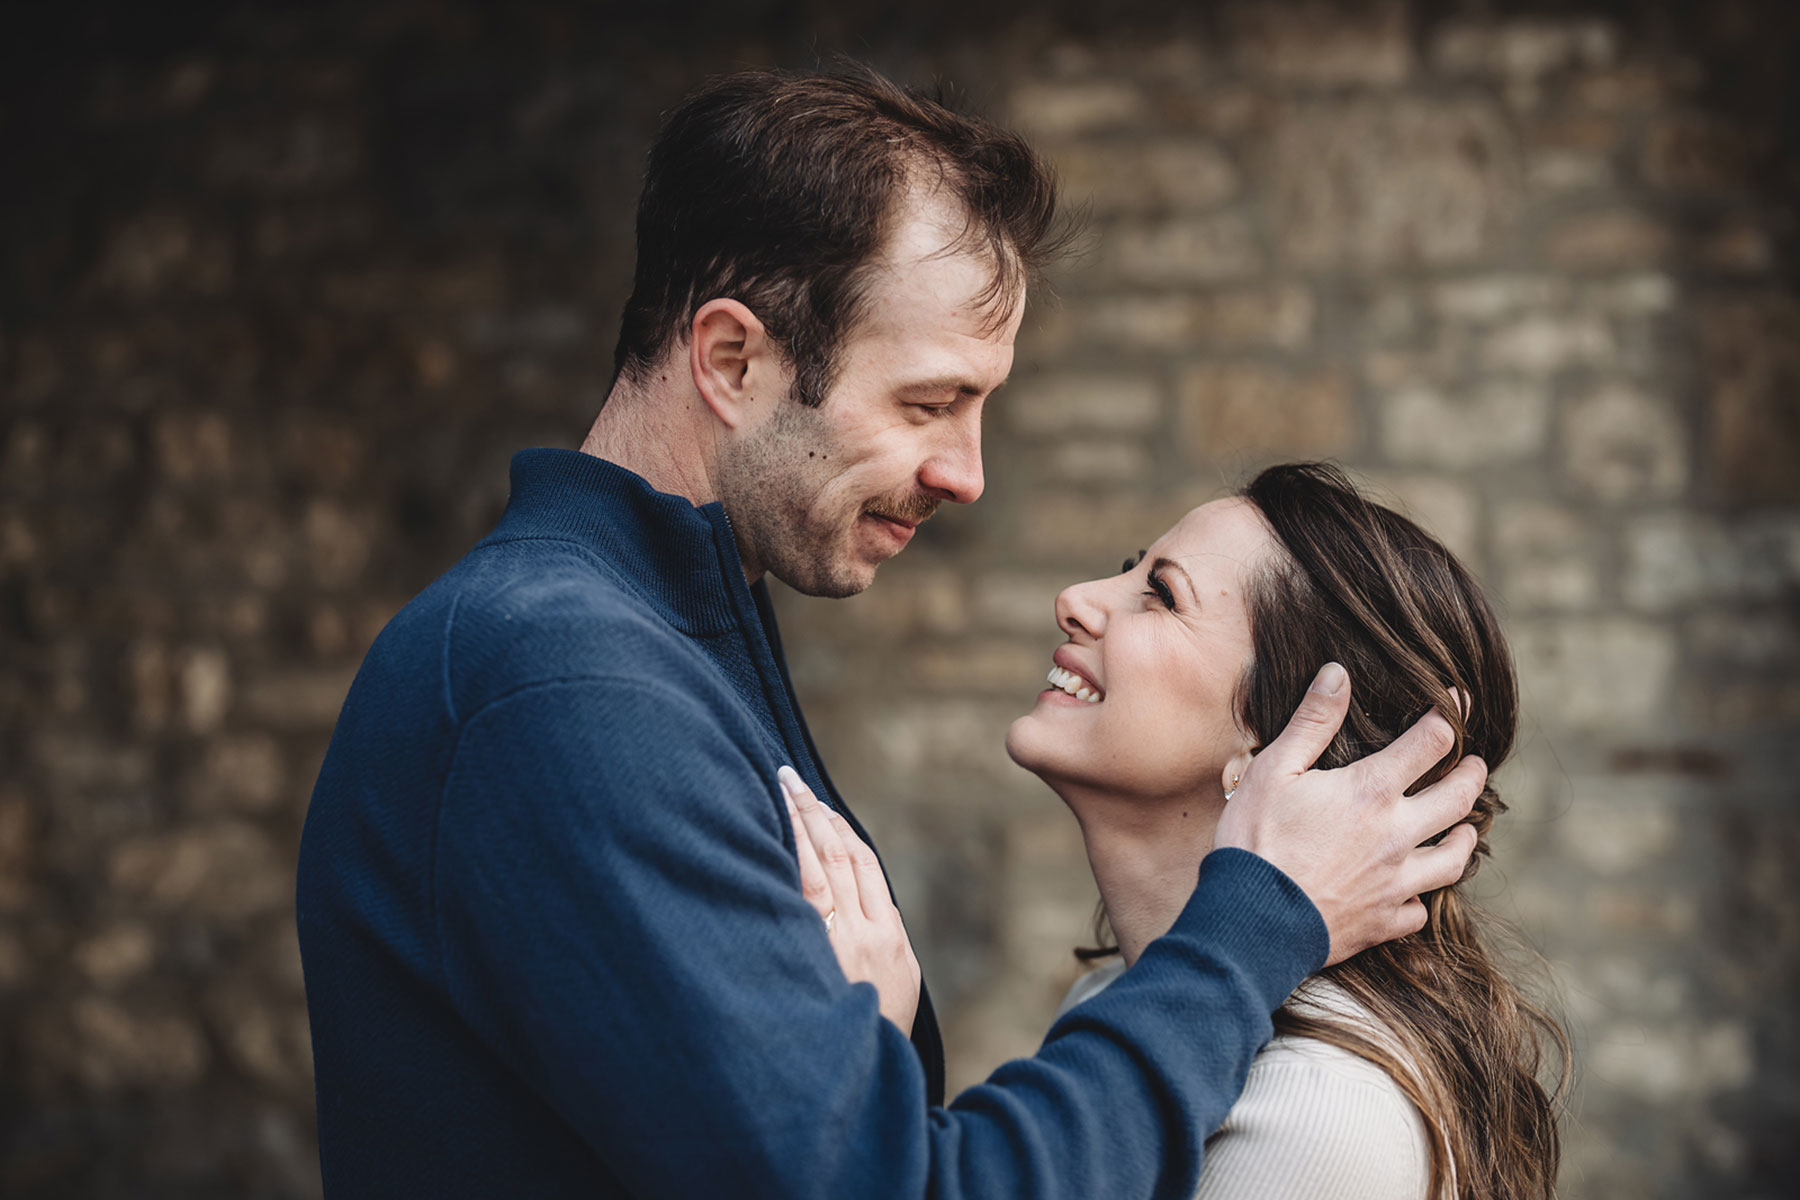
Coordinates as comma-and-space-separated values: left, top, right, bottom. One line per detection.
1143, 571, 1176, 608
1121, 549, 1147, 574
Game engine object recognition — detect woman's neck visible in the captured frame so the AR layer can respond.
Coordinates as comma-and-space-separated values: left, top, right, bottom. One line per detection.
1057, 780, 1228, 967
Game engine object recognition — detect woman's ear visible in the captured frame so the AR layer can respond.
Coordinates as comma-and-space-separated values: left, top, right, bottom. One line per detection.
688, 298, 780, 430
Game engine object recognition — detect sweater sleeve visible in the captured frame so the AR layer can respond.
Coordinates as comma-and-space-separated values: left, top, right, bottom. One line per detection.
1193, 1042, 1434, 1200
433, 673, 1328, 1200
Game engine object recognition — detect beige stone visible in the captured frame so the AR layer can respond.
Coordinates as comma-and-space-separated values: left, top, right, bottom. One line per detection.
970, 572, 1076, 635
1524, 113, 1620, 191
1589, 1020, 1753, 1103
179, 646, 232, 733
1511, 617, 1676, 731
866, 698, 1037, 785
1545, 209, 1671, 269
108, 820, 290, 919
1355, 472, 1480, 564
1015, 488, 1209, 563
1643, 114, 1756, 194
1429, 274, 1570, 323
1179, 363, 1358, 460
1561, 382, 1688, 503
1378, 378, 1549, 467
1621, 512, 1800, 612
240, 665, 360, 728
191, 734, 287, 814
1050, 141, 1238, 214
0, 791, 31, 911
1701, 293, 1800, 505
0, 928, 25, 989
1007, 81, 1148, 137
1264, 98, 1521, 268
1041, 438, 1155, 485
304, 499, 374, 587
1226, 0, 1413, 86
908, 642, 1048, 694
1429, 17, 1618, 80
1103, 213, 1263, 283
68, 996, 211, 1092
826, 564, 969, 639
1006, 374, 1162, 435
1040, 287, 1314, 353
1480, 313, 1613, 373
1553, 777, 1682, 876
1493, 501, 1600, 609
74, 923, 157, 988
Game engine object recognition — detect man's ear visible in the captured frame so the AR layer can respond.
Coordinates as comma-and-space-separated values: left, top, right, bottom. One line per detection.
689, 298, 780, 431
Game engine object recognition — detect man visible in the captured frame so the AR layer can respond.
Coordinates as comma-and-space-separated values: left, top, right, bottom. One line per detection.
296, 66, 1485, 1198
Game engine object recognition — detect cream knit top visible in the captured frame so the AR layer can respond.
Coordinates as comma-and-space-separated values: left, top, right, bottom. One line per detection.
1059, 961, 1436, 1200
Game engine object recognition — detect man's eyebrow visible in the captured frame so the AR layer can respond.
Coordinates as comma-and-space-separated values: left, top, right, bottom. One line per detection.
896, 375, 1007, 398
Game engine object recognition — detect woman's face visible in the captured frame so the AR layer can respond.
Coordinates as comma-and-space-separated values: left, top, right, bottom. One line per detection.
1005, 498, 1272, 804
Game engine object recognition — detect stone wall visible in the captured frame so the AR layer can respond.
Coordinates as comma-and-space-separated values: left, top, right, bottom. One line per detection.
3, 2, 1796, 1196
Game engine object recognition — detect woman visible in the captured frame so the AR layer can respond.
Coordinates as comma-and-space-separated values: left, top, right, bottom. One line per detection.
788, 462, 1567, 1198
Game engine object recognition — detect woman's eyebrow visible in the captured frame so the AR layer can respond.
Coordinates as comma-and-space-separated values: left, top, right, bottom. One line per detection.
1151, 556, 1198, 602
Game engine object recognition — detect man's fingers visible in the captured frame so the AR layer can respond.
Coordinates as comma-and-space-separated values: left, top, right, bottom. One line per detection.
1400, 821, 1480, 897
1256, 662, 1353, 777
1398, 754, 1488, 846
1357, 705, 1458, 799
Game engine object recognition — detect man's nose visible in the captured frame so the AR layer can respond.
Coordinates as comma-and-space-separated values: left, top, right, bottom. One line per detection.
917, 417, 983, 505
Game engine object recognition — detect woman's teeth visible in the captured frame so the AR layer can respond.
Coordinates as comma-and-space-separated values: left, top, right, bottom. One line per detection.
1047, 665, 1103, 703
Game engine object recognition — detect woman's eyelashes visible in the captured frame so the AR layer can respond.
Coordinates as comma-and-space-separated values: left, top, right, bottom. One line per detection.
1120, 549, 1147, 574
1143, 566, 1176, 609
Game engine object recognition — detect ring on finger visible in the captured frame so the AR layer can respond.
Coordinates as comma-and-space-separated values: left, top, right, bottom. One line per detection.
823, 908, 836, 932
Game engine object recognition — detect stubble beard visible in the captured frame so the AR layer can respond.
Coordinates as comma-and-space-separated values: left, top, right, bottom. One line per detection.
719, 394, 942, 599
719, 396, 870, 599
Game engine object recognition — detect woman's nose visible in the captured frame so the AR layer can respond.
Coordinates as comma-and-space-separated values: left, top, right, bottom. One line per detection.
1055, 578, 1107, 641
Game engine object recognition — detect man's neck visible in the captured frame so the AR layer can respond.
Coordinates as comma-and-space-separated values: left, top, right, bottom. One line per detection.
580, 378, 721, 509
580, 378, 766, 585
1057, 781, 1228, 967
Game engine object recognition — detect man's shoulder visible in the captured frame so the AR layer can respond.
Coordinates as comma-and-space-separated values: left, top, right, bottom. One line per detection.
388, 535, 725, 721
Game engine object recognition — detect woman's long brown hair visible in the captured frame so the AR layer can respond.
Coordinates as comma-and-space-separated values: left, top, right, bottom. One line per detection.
1083, 462, 1570, 1199
1242, 462, 1568, 1199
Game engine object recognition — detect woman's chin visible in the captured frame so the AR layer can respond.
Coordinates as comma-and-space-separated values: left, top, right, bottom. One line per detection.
1004, 713, 1053, 776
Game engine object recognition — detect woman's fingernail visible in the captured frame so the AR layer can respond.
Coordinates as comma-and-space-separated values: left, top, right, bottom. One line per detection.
1311, 662, 1348, 695
777, 765, 805, 797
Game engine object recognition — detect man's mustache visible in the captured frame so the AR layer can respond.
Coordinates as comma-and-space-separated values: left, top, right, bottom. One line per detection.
863, 491, 940, 525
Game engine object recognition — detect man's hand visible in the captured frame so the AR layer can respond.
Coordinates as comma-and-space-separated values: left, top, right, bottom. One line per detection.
1212, 662, 1485, 966
780, 766, 922, 1036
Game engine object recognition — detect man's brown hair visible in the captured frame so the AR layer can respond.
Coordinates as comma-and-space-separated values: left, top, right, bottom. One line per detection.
612, 65, 1069, 408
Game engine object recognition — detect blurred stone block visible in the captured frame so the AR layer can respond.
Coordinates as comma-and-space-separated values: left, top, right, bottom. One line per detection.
1701, 292, 1800, 505
1007, 374, 1163, 435
1378, 378, 1548, 467
1050, 142, 1238, 214
1265, 98, 1520, 268
1180, 362, 1358, 459
1560, 381, 1689, 503
1512, 617, 1676, 730
1006, 81, 1148, 137
1226, 0, 1413, 87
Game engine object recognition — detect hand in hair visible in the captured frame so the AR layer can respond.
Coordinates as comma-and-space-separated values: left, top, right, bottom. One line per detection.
1213, 661, 1485, 966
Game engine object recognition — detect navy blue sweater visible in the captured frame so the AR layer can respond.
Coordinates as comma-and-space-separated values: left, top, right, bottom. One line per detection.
296, 449, 1328, 1199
